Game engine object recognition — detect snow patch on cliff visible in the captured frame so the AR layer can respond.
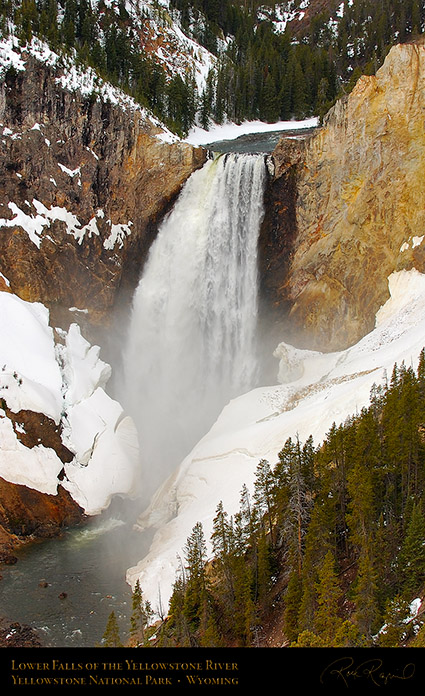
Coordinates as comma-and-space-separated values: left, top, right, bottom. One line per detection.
0, 198, 134, 250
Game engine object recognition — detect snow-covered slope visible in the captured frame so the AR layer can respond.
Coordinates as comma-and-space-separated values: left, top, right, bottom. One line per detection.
137, 0, 219, 94
127, 268, 425, 615
0, 32, 178, 143
0, 290, 140, 514
185, 117, 318, 146
258, 0, 313, 33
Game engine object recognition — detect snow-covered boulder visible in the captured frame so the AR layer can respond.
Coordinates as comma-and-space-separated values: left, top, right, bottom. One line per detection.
0, 290, 140, 515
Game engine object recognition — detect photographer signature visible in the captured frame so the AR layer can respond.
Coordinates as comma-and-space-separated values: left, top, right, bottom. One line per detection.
320, 657, 415, 688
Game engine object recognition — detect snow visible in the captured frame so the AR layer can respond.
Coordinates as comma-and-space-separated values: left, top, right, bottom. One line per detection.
61, 390, 140, 514
0, 293, 63, 420
59, 323, 111, 406
336, 2, 345, 19
0, 294, 66, 494
0, 34, 26, 74
257, 1, 312, 33
0, 292, 140, 513
127, 269, 425, 616
103, 221, 133, 250
408, 598, 422, 621
58, 163, 81, 178
0, 33, 178, 144
0, 272, 10, 287
0, 202, 49, 249
0, 411, 64, 494
185, 117, 319, 147
0, 199, 136, 249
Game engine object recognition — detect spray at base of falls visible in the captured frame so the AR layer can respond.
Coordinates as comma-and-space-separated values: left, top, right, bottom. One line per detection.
123, 153, 268, 498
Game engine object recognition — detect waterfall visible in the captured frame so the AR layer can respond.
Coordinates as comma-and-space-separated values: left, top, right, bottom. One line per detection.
122, 153, 267, 495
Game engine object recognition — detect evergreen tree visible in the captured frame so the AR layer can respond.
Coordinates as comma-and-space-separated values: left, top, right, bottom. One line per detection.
129, 579, 153, 647
298, 500, 334, 634
282, 437, 312, 574
283, 569, 302, 644
378, 594, 411, 647
314, 550, 344, 645
102, 611, 122, 648
167, 566, 192, 646
352, 545, 379, 642
211, 500, 236, 606
183, 522, 209, 634
253, 458, 275, 546
397, 501, 425, 595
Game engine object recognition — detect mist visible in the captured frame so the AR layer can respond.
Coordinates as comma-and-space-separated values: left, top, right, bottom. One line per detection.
118, 152, 269, 507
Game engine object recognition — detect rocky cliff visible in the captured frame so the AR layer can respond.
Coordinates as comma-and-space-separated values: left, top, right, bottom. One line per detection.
0, 42, 206, 555
0, 51, 206, 335
264, 39, 425, 352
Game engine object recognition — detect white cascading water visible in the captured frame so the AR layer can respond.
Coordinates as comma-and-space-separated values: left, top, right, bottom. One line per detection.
122, 152, 267, 496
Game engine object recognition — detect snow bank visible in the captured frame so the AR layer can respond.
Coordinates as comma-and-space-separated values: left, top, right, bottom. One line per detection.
61, 390, 140, 515
127, 269, 425, 616
185, 117, 319, 147
0, 292, 140, 513
0, 293, 63, 420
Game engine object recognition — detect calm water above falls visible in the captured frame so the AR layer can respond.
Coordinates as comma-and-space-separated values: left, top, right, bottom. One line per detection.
204, 126, 317, 154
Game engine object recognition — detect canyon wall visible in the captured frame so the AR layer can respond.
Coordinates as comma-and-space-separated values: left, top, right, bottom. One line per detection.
0, 54, 206, 334
2, 36, 425, 554
264, 39, 425, 352
0, 49, 205, 554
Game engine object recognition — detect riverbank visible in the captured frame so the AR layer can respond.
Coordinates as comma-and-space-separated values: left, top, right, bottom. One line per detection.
0, 617, 42, 647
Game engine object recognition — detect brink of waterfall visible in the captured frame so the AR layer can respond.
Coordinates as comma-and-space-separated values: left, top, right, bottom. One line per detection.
122, 153, 267, 497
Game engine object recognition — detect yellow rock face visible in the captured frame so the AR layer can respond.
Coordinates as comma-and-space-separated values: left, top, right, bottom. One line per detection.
283, 40, 425, 351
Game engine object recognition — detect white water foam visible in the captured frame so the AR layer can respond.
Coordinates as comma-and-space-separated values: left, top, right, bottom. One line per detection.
122, 153, 267, 493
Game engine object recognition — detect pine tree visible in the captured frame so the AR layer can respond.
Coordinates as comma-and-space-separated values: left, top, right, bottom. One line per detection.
397, 501, 425, 595
167, 564, 191, 647
283, 437, 312, 574
211, 500, 236, 605
129, 579, 153, 647
352, 545, 379, 642
346, 423, 377, 552
261, 72, 279, 123
253, 458, 275, 546
102, 611, 122, 648
231, 554, 256, 646
378, 594, 411, 647
183, 522, 209, 633
298, 499, 334, 633
255, 522, 272, 606
314, 550, 344, 645
283, 569, 302, 644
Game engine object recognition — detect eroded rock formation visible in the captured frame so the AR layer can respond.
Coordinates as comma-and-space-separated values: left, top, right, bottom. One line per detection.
265, 39, 425, 352
0, 55, 206, 334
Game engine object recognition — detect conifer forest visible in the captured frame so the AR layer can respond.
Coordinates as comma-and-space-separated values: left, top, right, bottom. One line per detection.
105, 353, 425, 648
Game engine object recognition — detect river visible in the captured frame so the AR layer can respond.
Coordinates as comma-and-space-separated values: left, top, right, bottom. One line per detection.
202, 125, 316, 153
0, 506, 153, 648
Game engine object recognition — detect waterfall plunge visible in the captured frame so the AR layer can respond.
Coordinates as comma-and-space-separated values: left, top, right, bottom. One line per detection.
123, 153, 267, 497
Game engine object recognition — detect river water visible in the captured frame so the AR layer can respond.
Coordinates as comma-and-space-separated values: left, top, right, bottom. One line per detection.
0, 508, 153, 647
203, 126, 316, 153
